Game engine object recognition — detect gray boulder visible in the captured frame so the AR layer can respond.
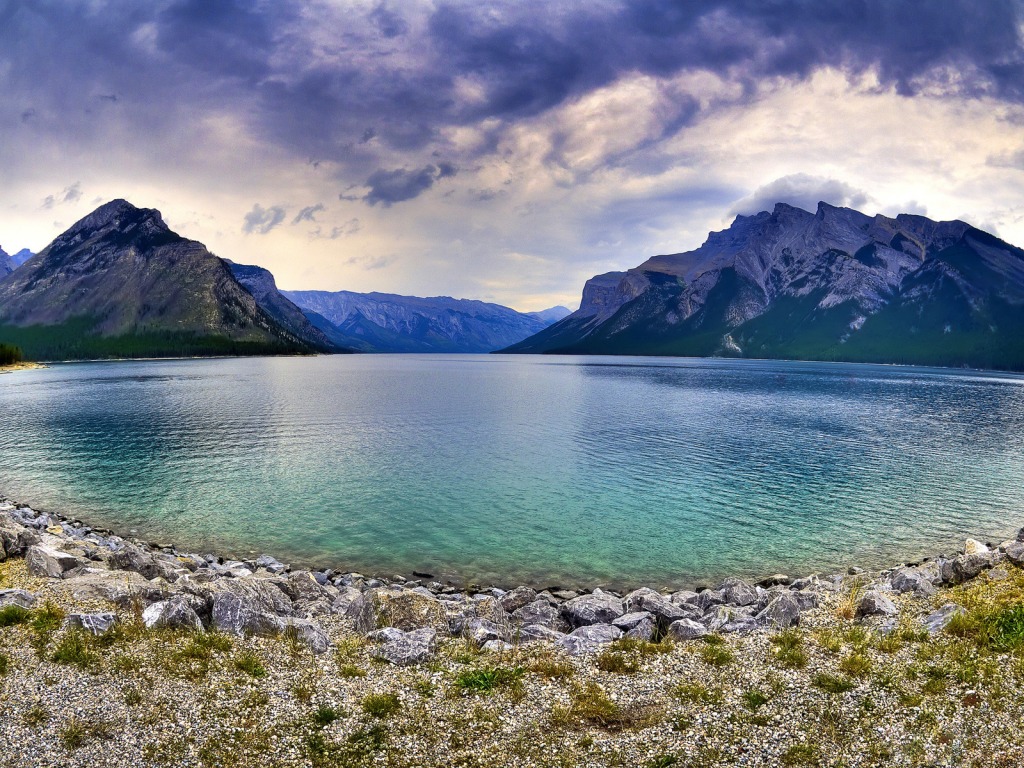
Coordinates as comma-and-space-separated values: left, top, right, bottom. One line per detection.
624, 616, 657, 641
666, 618, 708, 641
612, 611, 656, 632
695, 589, 726, 611
445, 595, 508, 636
890, 567, 937, 597
755, 593, 801, 628
142, 597, 204, 631
482, 639, 514, 652
26, 544, 85, 578
498, 586, 537, 613
346, 587, 449, 635
212, 592, 284, 636
0, 588, 37, 609
856, 590, 899, 618
561, 591, 624, 628
512, 600, 570, 632
65, 569, 171, 607
557, 623, 622, 655
669, 590, 700, 607
284, 618, 331, 654
949, 553, 994, 584
1004, 541, 1024, 567
330, 586, 364, 615
66, 612, 118, 635
466, 618, 511, 646
623, 587, 690, 628
793, 589, 822, 610
0, 516, 39, 560
703, 605, 753, 632
719, 578, 759, 607
922, 603, 965, 635
516, 624, 567, 644
370, 627, 438, 665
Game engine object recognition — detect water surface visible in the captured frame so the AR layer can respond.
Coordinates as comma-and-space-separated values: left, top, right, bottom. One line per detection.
1, 355, 1022, 589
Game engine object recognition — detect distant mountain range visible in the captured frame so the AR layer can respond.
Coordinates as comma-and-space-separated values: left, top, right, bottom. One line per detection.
0, 199, 568, 360
505, 202, 1024, 371
283, 289, 570, 353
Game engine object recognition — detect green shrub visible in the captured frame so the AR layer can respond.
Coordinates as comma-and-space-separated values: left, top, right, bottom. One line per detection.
312, 704, 344, 728
361, 692, 401, 718
233, 650, 267, 678
811, 672, 856, 694
453, 666, 525, 693
51, 629, 100, 669
595, 651, 640, 674
0, 605, 32, 627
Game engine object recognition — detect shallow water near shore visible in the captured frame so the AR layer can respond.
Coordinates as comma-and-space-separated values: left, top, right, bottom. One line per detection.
1, 354, 1023, 589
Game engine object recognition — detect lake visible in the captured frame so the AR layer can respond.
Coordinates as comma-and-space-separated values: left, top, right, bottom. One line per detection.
1, 355, 1022, 590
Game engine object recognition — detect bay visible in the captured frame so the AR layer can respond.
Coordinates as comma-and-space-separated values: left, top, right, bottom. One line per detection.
1, 354, 1023, 590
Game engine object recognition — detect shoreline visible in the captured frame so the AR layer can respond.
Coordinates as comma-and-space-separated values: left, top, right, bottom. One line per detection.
7, 493, 1010, 596
4, 495, 1024, 765
0, 361, 47, 374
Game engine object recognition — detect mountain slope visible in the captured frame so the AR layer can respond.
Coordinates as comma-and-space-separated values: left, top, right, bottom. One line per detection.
0, 247, 13, 277
504, 202, 1024, 371
226, 261, 349, 353
0, 200, 320, 360
283, 290, 564, 352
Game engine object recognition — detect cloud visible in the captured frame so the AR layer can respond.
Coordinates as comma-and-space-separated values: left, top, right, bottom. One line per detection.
242, 204, 287, 234
728, 175, 872, 217
363, 163, 457, 206
345, 254, 393, 270
369, 3, 408, 39
41, 182, 83, 209
292, 204, 325, 224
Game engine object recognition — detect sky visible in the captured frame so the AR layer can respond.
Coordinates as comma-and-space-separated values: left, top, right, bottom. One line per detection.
1, 1, 1023, 312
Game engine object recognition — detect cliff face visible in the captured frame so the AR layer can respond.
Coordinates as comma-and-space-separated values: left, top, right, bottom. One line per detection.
505, 202, 1024, 371
226, 262, 349, 353
0, 200, 319, 359
0, 246, 13, 277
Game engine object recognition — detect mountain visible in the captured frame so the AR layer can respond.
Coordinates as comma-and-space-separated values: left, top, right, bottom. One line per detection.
527, 306, 572, 324
504, 202, 1024, 371
0, 247, 13, 277
11, 249, 33, 268
0, 200, 326, 360
226, 261, 348, 353
283, 290, 565, 353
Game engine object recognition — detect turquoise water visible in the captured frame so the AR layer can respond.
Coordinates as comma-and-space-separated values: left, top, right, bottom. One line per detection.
1, 355, 1023, 589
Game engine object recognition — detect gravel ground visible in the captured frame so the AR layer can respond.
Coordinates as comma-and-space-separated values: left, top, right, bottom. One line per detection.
4, 548, 1024, 768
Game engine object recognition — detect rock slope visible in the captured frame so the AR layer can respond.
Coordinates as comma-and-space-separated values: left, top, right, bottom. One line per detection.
505, 202, 1024, 370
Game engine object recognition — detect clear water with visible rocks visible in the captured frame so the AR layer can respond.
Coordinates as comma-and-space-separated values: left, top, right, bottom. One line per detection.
1, 355, 1022, 589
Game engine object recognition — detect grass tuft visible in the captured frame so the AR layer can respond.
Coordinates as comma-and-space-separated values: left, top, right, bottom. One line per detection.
595, 650, 640, 674
811, 672, 856, 694
0, 604, 32, 627
770, 628, 808, 669
233, 650, 267, 678
453, 665, 525, 694
361, 692, 401, 718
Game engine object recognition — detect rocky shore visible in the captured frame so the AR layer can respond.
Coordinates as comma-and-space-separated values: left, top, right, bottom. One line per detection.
2, 496, 1024, 766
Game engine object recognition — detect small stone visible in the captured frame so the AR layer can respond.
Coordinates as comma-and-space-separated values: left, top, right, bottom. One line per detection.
0, 588, 37, 609
964, 538, 989, 555
482, 639, 514, 652
66, 612, 118, 635
922, 603, 965, 634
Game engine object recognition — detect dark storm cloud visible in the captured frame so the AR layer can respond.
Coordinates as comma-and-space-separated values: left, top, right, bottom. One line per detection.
242, 204, 286, 234
1, 1, 1022, 183
363, 163, 458, 206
